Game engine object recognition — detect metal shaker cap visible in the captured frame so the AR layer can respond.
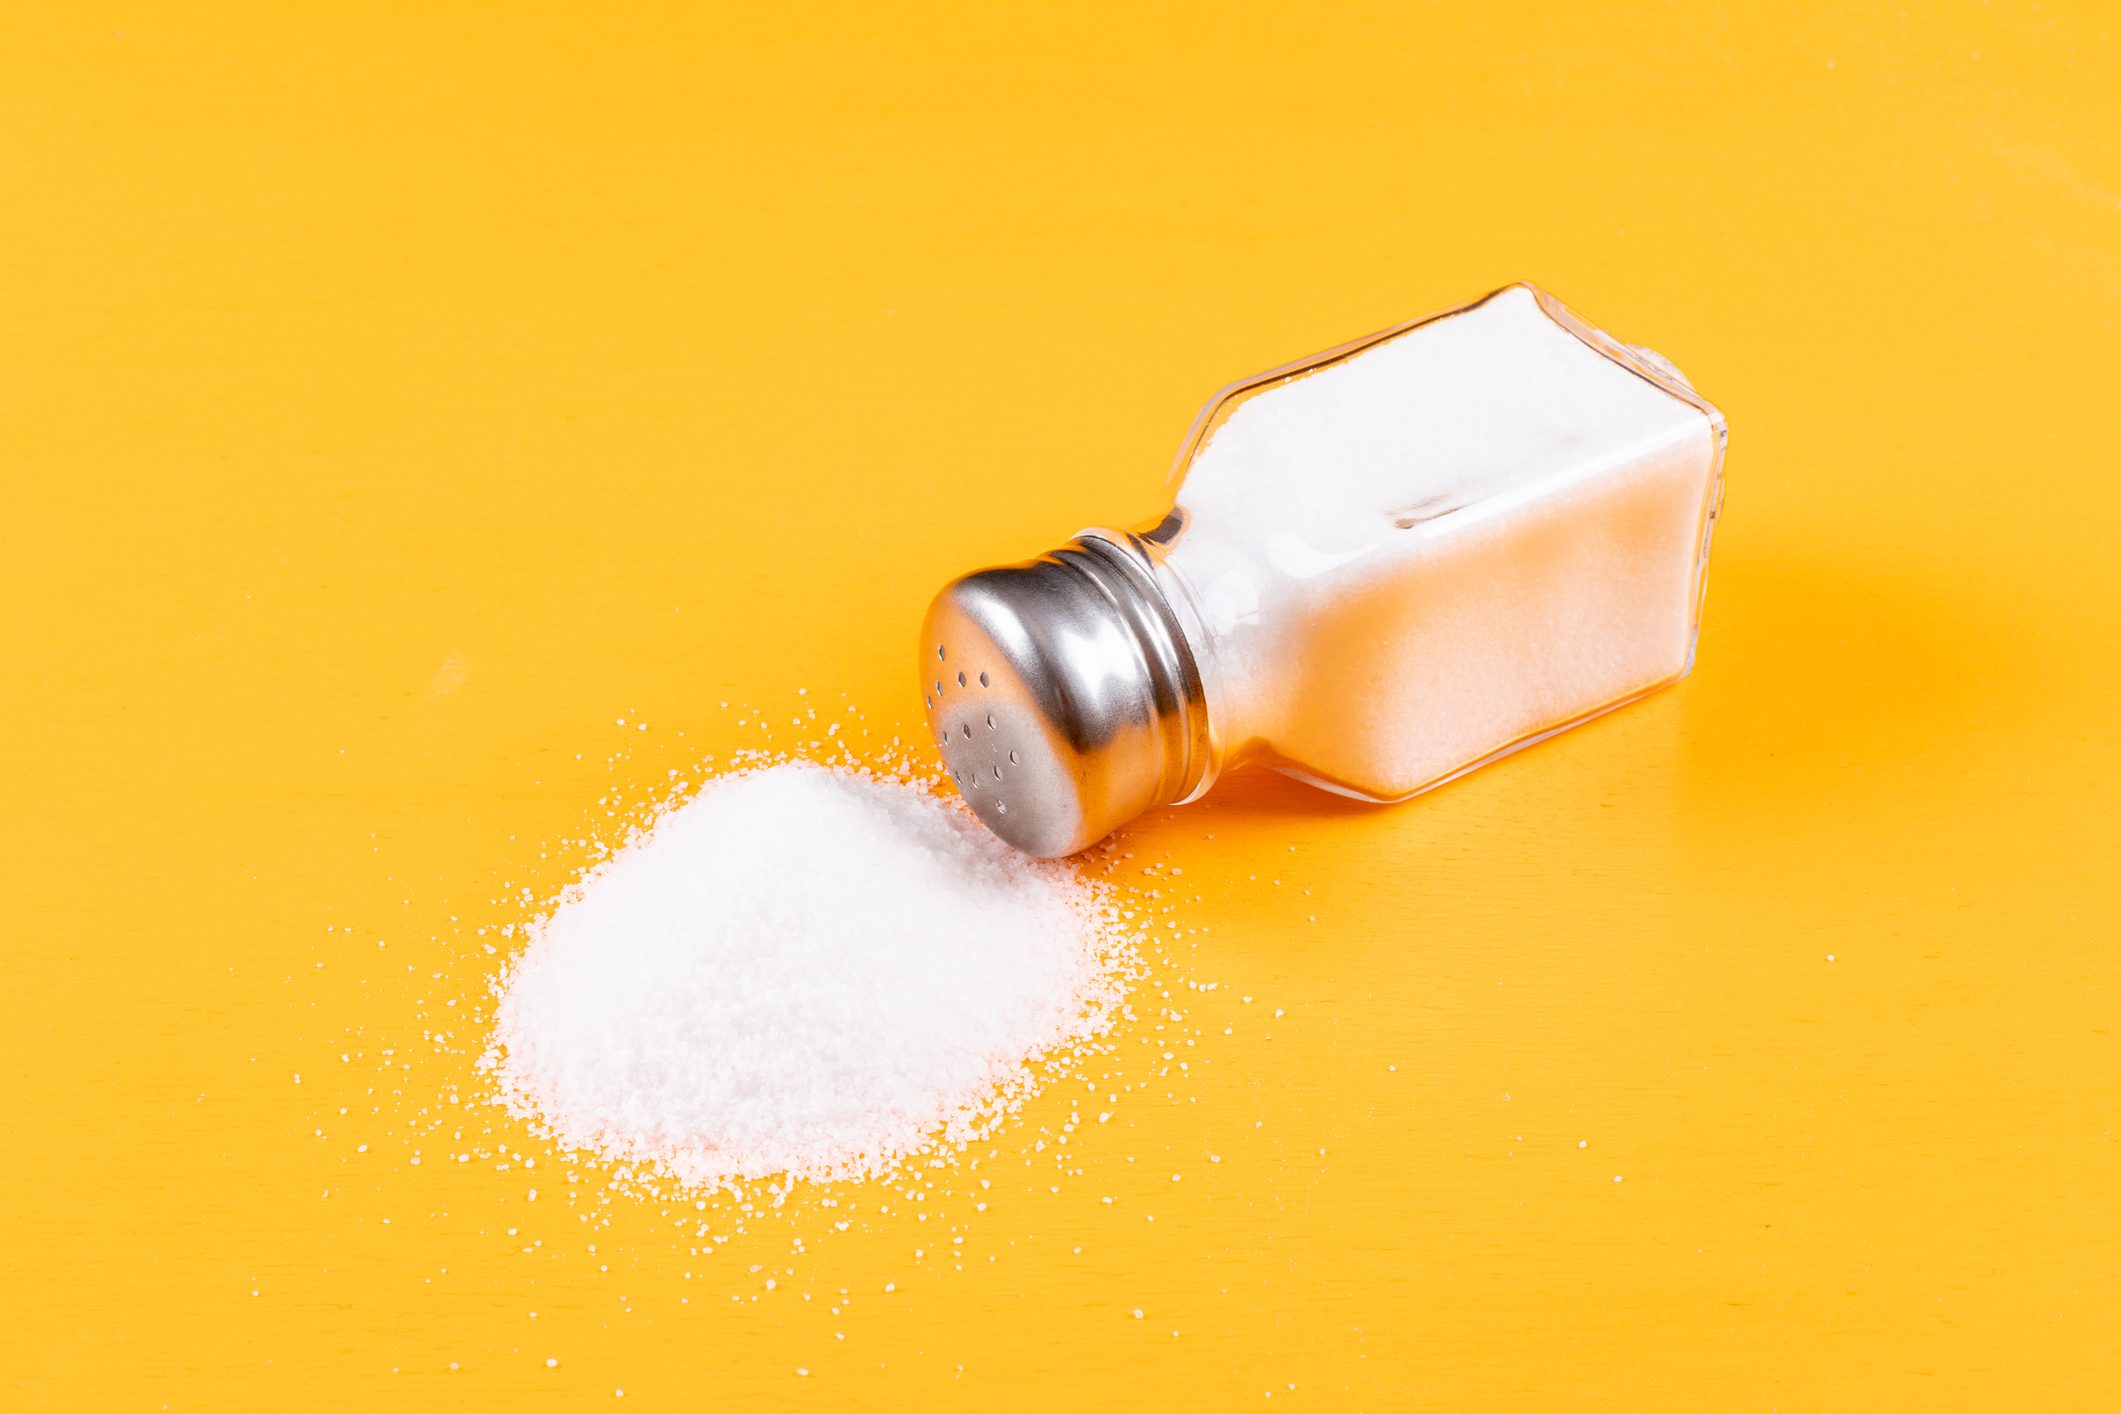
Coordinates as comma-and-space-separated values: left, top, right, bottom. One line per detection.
920, 532, 1210, 857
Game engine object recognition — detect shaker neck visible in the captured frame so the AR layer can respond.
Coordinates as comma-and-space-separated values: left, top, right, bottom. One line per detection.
1075, 527, 1228, 807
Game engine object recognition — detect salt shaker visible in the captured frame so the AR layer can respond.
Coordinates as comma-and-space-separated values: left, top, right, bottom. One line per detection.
922, 283, 1727, 856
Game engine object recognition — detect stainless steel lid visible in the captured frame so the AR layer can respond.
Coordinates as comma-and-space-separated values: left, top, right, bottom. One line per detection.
919, 532, 1209, 857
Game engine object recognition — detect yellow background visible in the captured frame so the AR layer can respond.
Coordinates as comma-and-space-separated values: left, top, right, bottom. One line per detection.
5, 2, 2118, 1409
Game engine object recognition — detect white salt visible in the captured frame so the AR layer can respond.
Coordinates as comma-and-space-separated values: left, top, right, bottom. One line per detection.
484, 761, 1134, 1188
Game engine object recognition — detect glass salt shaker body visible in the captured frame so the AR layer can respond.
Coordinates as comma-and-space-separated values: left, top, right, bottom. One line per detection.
922, 283, 1727, 856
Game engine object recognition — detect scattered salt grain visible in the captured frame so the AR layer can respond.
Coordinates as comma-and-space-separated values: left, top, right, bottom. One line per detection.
486, 762, 1136, 1189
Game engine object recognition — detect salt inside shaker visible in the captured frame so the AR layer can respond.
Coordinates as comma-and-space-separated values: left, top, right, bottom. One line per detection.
922, 282, 1727, 856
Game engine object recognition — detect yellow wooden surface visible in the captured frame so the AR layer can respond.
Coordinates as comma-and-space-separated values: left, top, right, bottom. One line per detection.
5, 3, 2118, 1409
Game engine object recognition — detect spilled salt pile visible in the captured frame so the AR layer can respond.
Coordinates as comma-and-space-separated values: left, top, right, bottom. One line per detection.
485, 760, 1135, 1188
